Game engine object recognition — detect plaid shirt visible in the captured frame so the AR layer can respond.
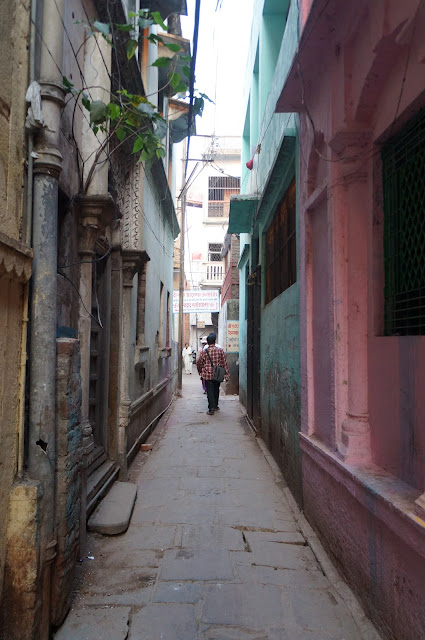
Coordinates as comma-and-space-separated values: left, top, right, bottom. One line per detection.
197, 345, 229, 381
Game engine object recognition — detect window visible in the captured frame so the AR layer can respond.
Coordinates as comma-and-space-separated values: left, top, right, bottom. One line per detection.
136, 265, 147, 345
166, 291, 170, 347
208, 176, 240, 217
382, 108, 425, 335
265, 177, 296, 304
208, 243, 223, 262
159, 281, 164, 347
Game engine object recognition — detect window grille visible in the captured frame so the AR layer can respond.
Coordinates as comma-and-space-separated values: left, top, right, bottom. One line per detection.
382, 108, 425, 335
265, 177, 296, 304
208, 243, 223, 262
208, 176, 240, 217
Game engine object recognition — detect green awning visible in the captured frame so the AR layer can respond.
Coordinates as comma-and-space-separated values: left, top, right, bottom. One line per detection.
228, 195, 260, 234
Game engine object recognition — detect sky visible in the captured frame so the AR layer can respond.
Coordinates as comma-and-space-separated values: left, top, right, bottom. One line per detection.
180, 0, 255, 137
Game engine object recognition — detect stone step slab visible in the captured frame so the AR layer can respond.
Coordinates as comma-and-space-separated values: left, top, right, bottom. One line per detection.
88, 482, 137, 535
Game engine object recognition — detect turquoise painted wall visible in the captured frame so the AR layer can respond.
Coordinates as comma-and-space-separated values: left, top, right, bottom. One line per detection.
238, 239, 250, 408
237, 0, 302, 503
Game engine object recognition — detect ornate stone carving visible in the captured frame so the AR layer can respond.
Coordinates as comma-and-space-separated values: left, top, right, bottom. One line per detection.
113, 153, 140, 250
122, 249, 150, 288
0, 232, 33, 282
77, 194, 115, 256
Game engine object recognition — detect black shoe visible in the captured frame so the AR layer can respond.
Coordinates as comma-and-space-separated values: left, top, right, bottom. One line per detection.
206, 410, 214, 415
215, 406, 220, 411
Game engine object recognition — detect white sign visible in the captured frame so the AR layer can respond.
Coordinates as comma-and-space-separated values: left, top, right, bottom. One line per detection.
226, 321, 239, 352
173, 290, 220, 314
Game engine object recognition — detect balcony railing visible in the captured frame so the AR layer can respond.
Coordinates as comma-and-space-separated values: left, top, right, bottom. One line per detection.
205, 262, 223, 282
207, 201, 231, 218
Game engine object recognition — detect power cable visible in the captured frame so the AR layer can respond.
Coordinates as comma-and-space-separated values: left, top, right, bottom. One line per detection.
185, 0, 201, 180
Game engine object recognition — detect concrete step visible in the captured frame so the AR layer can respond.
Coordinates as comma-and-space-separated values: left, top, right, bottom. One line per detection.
86, 460, 119, 517
87, 482, 137, 535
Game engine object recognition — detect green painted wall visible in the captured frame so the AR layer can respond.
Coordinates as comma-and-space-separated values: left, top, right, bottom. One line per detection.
261, 281, 301, 504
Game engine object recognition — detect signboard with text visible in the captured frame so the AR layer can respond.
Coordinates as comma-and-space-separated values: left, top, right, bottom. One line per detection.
173, 289, 220, 314
226, 321, 239, 352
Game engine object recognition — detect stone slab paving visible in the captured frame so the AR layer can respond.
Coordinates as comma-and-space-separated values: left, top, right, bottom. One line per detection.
54, 373, 381, 640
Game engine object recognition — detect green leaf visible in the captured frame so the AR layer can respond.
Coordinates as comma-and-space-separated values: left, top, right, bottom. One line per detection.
139, 149, 150, 162
170, 72, 181, 90
137, 102, 155, 116
93, 125, 99, 135
116, 127, 127, 142
164, 43, 181, 52
193, 96, 204, 117
176, 82, 187, 94
152, 56, 171, 68
93, 21, 110, 37
115, 23, 134, 32
151, 11, 168, 31
199, 92, 214, 104
82, 93, 90, 111
147, 33, 161, 44
138, 17, 154, 29
107, 102, 121, 120
126, 38, 138, 59
180, 54, 191, 62
154, 118, 167, 139
90, 100, 107, 125
156, 147, 166, 158
133, 137, 144, 153
182, 65, 191, 78
62, 76, 74, 94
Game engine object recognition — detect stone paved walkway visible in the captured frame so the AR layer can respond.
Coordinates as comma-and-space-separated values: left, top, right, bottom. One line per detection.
55, 369, 381, 640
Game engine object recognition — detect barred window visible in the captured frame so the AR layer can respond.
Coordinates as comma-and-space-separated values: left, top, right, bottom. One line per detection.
208, 176, 240, 217
382, 108, 425, 335
208, 243, 223, 262
265, 178, 296, 304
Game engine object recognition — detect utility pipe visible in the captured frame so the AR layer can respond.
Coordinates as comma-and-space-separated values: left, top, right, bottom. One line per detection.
24, 0, 37, 245
28, 0, 65, 637
17, 0, 38, 481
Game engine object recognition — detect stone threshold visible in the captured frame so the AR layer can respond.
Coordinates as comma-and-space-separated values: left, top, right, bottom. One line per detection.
87, 482, 137, 535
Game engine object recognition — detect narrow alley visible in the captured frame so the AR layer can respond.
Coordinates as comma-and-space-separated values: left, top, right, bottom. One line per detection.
55, 373, 381, 640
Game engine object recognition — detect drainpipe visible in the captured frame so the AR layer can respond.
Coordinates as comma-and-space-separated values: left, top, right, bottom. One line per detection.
28, 0, 65, 637
17, 0, 38, 479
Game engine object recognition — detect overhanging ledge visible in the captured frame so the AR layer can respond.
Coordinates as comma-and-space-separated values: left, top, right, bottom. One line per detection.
228, 195, 260, 234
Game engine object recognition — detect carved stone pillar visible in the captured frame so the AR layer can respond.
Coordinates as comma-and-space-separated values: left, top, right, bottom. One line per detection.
118, 249, 148, 479
77, 194, 113, 549
330, 129, 373, 465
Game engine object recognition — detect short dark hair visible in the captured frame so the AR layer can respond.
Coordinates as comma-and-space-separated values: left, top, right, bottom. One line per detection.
207, 332, 216, 345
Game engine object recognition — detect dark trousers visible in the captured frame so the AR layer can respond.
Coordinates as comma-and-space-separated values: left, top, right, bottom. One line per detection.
205, 379, 220, 411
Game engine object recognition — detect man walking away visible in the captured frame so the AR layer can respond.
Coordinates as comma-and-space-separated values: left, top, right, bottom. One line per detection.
197, 333, 229, 415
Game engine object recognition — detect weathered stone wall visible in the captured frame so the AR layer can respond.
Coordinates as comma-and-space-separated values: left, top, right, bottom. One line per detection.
51, 338, 82, 626
0, 0, 31, 616
0, 276, 25, 601
0, 482, 40, 640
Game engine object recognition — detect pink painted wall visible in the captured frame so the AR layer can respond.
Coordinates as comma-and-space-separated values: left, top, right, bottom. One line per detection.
297, 0, 425, 494
291, 1, 425, 638
369, 339, 425, 488
302, 448, 425, 640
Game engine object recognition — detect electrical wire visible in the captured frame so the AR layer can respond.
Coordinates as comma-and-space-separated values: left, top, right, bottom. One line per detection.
185, 0, 201, 179
58, 244, 112, 269
57, 271, 103, 327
